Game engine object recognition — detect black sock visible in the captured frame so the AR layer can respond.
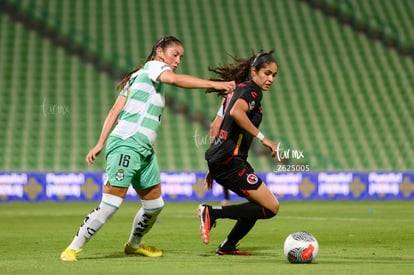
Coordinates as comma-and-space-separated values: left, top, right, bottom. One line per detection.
210, 202, 275, 220
219, 219, 257, 251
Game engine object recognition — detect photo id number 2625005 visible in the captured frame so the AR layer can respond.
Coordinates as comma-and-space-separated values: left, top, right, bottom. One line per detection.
275, 164, 310, 172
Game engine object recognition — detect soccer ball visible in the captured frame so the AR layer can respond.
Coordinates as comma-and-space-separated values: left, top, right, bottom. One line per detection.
283, 231, 319, 263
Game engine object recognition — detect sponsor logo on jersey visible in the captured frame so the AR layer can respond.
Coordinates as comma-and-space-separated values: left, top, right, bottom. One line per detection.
218, 129, 228, 140
246, 173, 258, 184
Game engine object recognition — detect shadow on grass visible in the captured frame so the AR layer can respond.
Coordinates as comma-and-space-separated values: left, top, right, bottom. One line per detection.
79, 245, 296, 264
80, 252, 128, 260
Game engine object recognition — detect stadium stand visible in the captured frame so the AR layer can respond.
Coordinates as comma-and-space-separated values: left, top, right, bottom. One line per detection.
0, 0, 413, 172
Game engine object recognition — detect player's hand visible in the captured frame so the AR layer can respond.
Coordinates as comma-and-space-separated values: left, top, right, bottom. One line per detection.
86, 143, 103, 166
214, 81, 236, 93
204, 171, 214, 190
261, 138, 278, 158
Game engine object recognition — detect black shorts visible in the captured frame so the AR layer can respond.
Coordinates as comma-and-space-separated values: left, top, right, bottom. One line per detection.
207, 158, 262, 198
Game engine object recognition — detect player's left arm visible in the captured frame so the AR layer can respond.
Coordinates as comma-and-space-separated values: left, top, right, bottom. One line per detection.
230, 98, 277, 157
229, 98, 261, 137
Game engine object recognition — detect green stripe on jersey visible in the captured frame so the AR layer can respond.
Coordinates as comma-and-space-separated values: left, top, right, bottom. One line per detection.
147, 104, 163, 117
120, 111, 140, 123
129, 90, 150, 103
141, 117, 160, 131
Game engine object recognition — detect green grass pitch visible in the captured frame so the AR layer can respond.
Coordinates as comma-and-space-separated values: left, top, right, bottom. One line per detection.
1, 201, 413, 274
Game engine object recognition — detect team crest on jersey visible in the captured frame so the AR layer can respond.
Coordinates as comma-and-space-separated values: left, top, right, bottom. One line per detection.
249, 101, 255, 110
246, 173, 258, 184
115, 169, 124, 181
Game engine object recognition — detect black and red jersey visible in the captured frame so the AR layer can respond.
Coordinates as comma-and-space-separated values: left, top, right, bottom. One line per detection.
205, 80, 263, 164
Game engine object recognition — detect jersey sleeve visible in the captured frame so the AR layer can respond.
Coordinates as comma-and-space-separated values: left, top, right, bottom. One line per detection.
147, 60, 172, 82
239, 88, 262, 111
118, 74, 137, 97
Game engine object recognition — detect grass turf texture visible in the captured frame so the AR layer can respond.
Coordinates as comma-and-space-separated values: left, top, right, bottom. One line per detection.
1, 201, 413, 275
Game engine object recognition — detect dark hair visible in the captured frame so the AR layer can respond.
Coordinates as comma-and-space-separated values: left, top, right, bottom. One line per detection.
116, 35, 183, 91
206, 49, 276, 96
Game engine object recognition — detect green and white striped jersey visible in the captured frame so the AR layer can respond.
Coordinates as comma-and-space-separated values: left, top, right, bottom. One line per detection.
110, 60, 171, 146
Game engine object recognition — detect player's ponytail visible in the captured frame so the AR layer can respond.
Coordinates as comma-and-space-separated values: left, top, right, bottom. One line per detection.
206, 49, 276, 96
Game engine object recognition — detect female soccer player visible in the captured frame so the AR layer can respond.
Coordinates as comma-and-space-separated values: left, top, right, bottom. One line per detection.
60, 35, 235, 261
198, 50, 280, 255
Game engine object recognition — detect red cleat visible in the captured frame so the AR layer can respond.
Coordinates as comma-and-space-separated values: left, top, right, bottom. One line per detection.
197, 204, 214, 244
216, 249, 252, 256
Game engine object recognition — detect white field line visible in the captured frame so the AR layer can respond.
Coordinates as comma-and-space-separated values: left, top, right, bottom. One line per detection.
278, 215, 413, 223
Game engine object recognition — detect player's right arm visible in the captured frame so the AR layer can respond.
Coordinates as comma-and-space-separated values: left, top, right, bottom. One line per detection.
209, 115, 223, 143
209, 98, 225, 143
158, 70, 235, 92
86, 95, 127, 166
205, 98, 225, 190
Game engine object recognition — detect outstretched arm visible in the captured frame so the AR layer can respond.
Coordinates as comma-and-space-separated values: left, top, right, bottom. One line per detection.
86, 95, 127, 166
158, 70, 235, 93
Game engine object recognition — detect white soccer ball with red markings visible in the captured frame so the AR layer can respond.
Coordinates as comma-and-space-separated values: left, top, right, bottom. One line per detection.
283, 231, 319, 263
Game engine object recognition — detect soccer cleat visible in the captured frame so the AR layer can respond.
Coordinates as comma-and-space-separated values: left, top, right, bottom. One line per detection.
216, 247, 252, 256
216, 249, 252, 256
197, 204, 215, 244
60, 247, 82, 261
124, 243, 163, 257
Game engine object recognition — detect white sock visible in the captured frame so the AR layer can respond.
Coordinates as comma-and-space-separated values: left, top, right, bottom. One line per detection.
68, 194, 123, 250
127, 197, 164, 248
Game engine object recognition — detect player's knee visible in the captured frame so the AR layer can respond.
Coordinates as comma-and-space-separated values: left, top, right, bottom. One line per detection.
142, 197, 164, 214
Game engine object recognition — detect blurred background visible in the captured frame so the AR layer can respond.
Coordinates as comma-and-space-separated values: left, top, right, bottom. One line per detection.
0, 0, 413, 174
